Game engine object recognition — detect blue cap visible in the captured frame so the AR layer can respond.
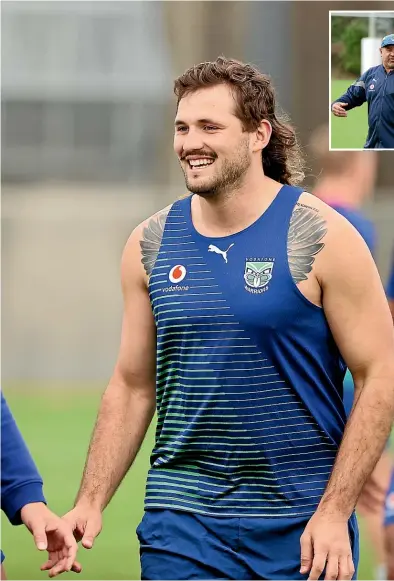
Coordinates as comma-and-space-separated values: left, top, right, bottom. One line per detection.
381, 34, 394, 48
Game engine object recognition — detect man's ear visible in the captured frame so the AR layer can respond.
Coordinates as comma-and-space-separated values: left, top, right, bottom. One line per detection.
253, 119, 272, 152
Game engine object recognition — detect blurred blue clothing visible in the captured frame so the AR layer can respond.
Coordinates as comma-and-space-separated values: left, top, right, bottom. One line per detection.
386, 250, 394, 300
1, 392, 46, 562
330, 205, 376, 255
385, 469, 394, 527
331, 65, 394, 149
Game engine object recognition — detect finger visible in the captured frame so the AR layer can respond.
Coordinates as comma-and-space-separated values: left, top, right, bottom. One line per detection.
41, 551, 65, 571
324, 553, 339, 580
40, 559, 55, 571
338, 102, 348, 108
337, 555, 349, 581
347, 555, 355, 580
48, 556, 72, 579
74, 518, 87, 542
71, 561, 83, 574
308, 551, 328, 581
300, 532, 313, 574
41, 550, 62, 572
62, 531, 78, 571
81, 520, 100, 549
30, 521, 48, 551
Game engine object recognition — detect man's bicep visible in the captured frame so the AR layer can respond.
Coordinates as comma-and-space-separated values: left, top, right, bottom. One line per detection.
112, 231, 157, 391
321, 226, 394, 382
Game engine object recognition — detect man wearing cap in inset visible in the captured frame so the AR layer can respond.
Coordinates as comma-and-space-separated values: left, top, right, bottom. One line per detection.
332, 34, 394, 149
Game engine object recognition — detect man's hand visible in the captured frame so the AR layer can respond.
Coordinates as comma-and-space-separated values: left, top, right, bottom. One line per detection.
331, 102, 349, 117
41, 503, 101, 577
20, 502, 81, 578
386, 524, 394, 580
300, 510, 355, 580
62, 503, 103, 550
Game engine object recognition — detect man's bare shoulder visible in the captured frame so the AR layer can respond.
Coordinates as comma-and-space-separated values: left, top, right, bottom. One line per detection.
298, 191, 372, 247
291, 192, 374, 285
122, 204, 173, 282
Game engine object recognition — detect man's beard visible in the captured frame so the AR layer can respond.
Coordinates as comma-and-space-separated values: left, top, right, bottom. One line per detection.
181, 138, 251, 197
385, 55, 394, 69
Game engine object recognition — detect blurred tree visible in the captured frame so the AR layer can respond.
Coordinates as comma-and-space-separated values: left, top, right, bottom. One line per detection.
331, 16, 353, 43
340, 18, 369, 76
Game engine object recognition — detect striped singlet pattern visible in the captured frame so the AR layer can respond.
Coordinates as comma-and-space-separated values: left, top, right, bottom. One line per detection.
145, 188, 346, 517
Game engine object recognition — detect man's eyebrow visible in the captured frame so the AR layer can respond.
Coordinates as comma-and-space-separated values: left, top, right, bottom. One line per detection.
174, 118, 224, 127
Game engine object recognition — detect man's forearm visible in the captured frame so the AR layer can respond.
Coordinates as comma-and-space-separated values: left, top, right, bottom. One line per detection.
319, 371, 394, 518
75, 381, 155, 511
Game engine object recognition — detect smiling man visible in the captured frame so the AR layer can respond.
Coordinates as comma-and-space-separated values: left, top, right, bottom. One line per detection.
331, 34, 394, 149
64, 57, 394, 581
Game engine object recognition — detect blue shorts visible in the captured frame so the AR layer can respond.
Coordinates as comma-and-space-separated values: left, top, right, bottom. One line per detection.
136, 509, 359, 580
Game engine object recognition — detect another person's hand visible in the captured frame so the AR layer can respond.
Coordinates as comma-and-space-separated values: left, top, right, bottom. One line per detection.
331, 102, 349, 117
62, 503, 103, 550
20, 502, 80, 578
300, 510, 354, 580
386, 524, 394, 580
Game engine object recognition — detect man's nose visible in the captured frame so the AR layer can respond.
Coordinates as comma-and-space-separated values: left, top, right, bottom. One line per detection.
182, 129, 205, 153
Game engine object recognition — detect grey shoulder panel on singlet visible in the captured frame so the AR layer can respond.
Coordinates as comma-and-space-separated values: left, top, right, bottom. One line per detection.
287, 202, 328, 283
140, 207, 171, 276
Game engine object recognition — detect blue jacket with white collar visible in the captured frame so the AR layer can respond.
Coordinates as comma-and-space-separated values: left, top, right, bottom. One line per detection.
332, 65, 394, 149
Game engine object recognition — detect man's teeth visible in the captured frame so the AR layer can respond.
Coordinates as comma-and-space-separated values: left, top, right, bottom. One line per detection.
189, 159, 214, 167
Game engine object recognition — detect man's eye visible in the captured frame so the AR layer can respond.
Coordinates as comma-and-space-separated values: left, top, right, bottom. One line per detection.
176, 126, 188, 133
204, 125, 219, 131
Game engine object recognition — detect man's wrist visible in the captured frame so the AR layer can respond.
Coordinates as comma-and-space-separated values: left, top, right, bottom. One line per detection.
317, 494, 354, 521
20, 502, 48, 523
74, 495, 104, 513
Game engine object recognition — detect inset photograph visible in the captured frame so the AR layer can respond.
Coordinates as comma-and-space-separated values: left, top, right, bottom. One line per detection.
330, 10, 394, 150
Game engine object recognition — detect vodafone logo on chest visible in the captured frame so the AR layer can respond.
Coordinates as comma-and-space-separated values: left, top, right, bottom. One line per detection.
169, 265, 187, 283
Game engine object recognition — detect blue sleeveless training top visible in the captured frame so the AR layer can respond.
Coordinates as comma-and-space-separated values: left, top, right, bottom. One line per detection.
145, 185, 347, 517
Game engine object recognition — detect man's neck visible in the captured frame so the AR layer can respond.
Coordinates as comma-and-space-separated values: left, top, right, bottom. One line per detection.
190, 175, 283, 237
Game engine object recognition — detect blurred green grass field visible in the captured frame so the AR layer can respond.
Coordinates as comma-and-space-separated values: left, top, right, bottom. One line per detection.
331, 80, 368, 149
1, 387, 377, 580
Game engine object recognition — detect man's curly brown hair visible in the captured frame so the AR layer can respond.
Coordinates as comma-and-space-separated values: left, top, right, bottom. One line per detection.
174, 56, 305, 186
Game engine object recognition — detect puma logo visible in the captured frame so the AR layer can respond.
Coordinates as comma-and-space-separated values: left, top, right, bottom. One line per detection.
208, 243, 235, 263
